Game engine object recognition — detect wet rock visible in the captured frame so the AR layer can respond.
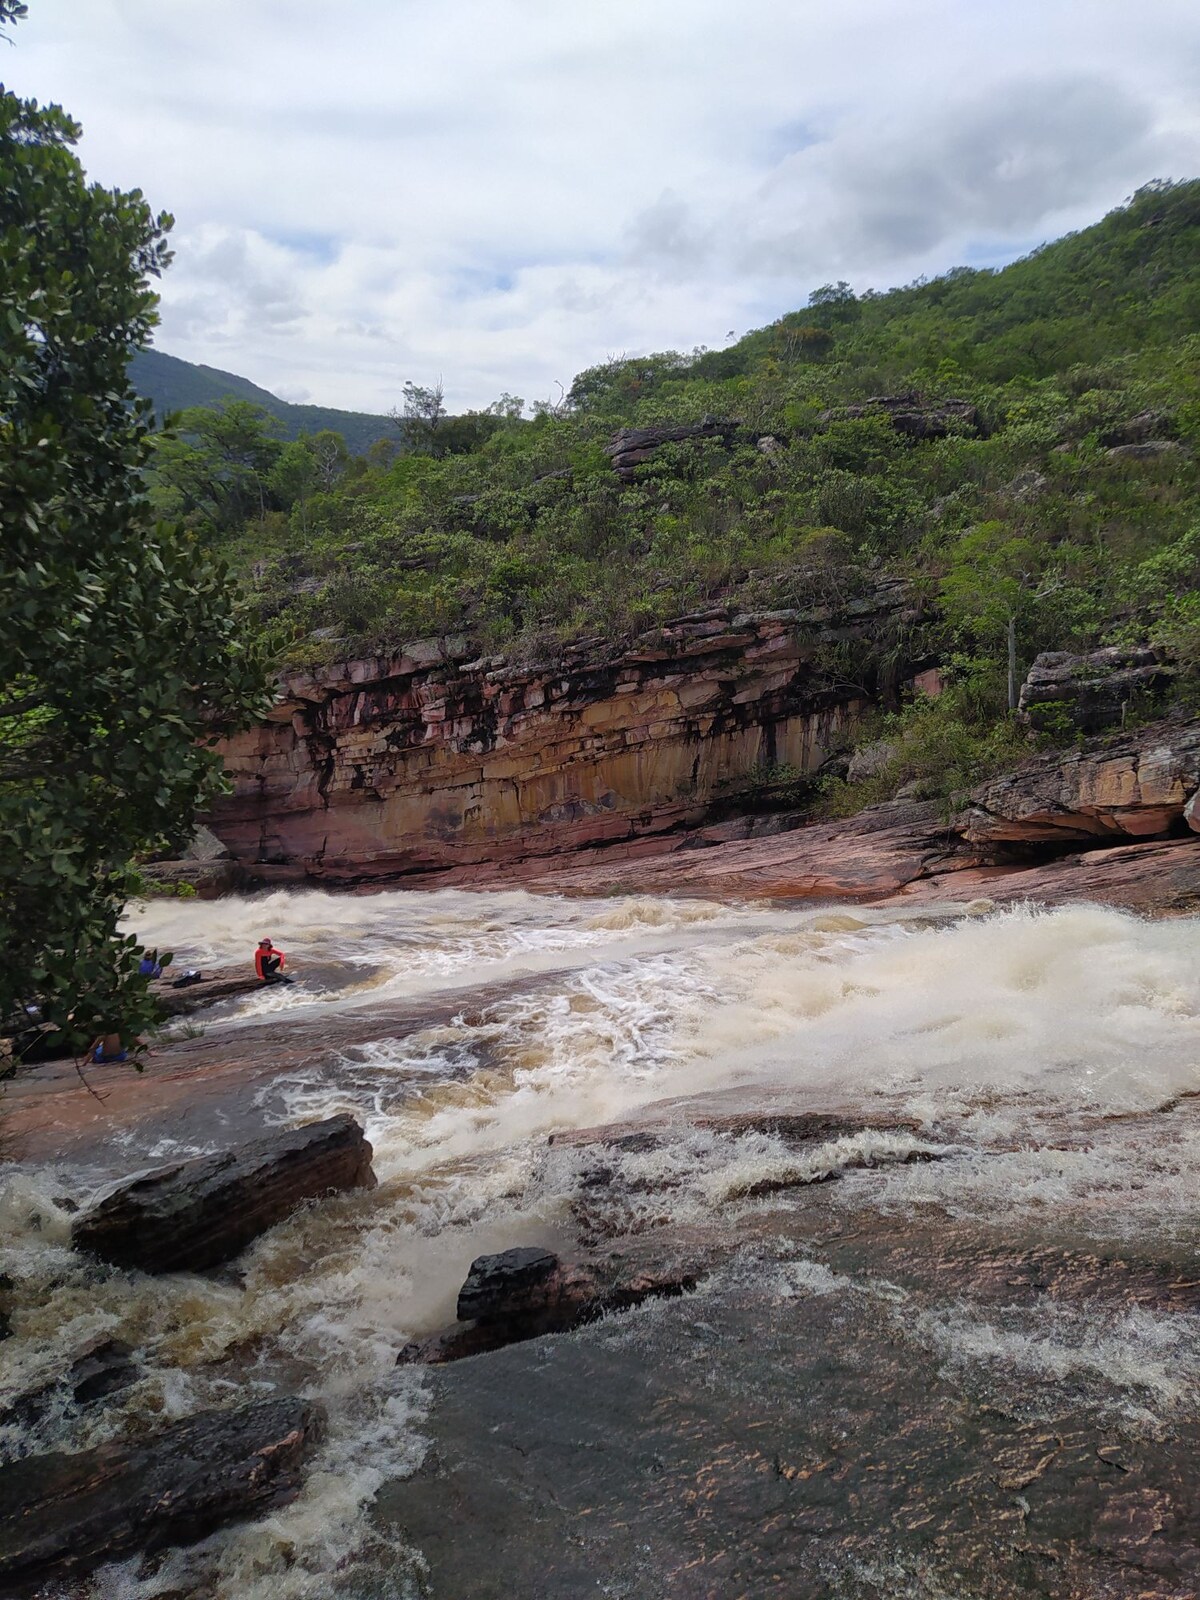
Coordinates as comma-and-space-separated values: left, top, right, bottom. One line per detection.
603, 418, 740, 480
456, 1246, 560, 1322
71, 1114, 376, 1274
0, 1335, 140, 1438
0, 1272, 12, 1341
399, 1246, 700, 1365
1018, 645, 1173, 733
962, 717, 1200, 844
0, 1396, 322, 1591
151, 969, 266, 1017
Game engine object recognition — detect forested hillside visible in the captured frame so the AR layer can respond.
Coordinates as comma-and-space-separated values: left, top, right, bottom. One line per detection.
147, 179, 1200, 801
130, 348, 395, 454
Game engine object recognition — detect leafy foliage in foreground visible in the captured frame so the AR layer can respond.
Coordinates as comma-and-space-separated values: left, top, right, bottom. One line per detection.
153, 181, 1200, 798
0, 47, 273, 1052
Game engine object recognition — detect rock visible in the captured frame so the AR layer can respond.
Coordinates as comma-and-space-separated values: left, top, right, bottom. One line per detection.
399, 1246, 700, 1365
1098, 408, 1173, 447
0, 1335, 140, 1439
0, 1272, 12, 1340
183, 825, 233, 863
138, 857, 244, 899
71, 1114, 376, 1274
205, 586, 918, 886
150, 970, 266, 1017
1106, 439, 1188, 463
756, 434, 782, 455
845, 739, 897, 783
962, 718, 1200, 844
0, 1396, 323, 1591
819, 392, 981, 440
1005, 468, 1048, 502
1018, 645, 1173, 733
602, 418, 740, 480
456, 1246, 560, 1323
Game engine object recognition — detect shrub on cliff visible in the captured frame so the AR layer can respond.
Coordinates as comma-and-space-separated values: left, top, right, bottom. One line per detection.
0, 8, 273, 1054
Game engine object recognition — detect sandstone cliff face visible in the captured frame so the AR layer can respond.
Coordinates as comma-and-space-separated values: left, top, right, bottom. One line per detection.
207, 587, 911, 882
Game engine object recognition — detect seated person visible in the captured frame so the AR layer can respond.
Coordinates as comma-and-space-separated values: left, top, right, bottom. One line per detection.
254, 938, 293, 984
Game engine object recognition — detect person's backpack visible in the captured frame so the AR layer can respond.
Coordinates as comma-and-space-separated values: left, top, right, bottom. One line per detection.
171, 970, 203, 989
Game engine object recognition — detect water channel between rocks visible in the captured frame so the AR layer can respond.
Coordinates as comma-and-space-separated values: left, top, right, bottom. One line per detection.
4, 887, 1200, 1598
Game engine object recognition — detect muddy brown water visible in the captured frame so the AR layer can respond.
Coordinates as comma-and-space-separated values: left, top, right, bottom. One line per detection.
3, 887, 1200, 1597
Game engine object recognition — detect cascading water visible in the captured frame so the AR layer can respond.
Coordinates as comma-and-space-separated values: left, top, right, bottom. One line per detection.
4, 889, 1200, 1597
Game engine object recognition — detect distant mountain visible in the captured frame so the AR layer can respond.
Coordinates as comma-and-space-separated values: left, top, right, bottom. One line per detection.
129, 347, 396, 455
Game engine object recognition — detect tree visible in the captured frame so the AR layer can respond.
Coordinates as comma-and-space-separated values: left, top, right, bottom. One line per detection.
0, 16, 273, 1053
938, 524, 1065, 710
148, 399, 283, 533
391, 379, 446, 453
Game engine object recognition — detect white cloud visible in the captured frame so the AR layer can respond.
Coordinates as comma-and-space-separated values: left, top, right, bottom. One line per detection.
5, 0, 1200, 412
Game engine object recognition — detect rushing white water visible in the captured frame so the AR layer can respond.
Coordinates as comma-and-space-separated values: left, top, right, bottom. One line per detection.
5, 888, 1200, 1596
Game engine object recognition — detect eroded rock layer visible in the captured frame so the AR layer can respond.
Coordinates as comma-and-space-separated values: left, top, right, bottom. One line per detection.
208, 589, 911, 882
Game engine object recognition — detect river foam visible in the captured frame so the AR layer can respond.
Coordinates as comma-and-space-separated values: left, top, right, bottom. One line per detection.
6, 889, 1200, 1595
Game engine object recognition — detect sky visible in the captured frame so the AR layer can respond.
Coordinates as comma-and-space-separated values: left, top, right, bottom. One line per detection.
6, 0, 1200, 414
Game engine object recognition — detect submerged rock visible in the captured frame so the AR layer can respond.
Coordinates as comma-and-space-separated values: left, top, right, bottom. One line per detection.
0, 1334, 140, 1441
0, 1396, 322, 1590
71, 1113, 376, 1274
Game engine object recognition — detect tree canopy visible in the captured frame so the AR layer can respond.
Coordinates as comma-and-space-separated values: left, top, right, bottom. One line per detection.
0, 18, 273, 1054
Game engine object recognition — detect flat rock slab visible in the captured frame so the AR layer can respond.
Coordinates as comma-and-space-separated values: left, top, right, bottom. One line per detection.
71, 1113, 376, 1274
379, 1215, 1200, 1600
151, 970, 265, 1016
0, 1396, 322, 1592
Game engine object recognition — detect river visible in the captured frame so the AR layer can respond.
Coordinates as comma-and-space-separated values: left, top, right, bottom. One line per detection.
4, 888, 1200, 1597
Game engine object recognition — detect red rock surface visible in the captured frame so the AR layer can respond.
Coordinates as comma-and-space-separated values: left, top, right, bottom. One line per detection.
205, 592, 914, 882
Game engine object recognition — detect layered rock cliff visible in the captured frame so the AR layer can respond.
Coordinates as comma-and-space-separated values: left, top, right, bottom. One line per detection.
206, 585, 914, 882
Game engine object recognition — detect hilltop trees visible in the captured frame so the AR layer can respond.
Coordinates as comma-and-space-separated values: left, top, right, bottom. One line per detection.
0, 12, 273, 1053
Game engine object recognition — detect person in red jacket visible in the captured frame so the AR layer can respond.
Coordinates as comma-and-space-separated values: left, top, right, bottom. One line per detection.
254, 938, 292, 984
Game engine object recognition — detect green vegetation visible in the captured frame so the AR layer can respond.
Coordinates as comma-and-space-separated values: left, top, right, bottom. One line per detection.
0, 9, 273, 1055
146, 178, 1200, 804
129, 347, 397, 455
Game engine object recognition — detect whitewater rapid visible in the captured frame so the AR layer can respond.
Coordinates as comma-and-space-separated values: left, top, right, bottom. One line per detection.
4, 888, 1200, 1596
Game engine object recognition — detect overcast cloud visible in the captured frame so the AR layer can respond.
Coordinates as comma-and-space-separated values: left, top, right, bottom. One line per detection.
7, 0, 1200, 412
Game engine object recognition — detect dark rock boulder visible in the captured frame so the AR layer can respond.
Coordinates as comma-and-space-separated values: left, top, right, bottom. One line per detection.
603, 418, 740, 480
71, 1114, 376, 1274
1018, 645, 1173, 733
819, 392, 981, 440
0, 1396, 322, 1591
399, 1245, 700, 1365
0, 1335, 140, 1443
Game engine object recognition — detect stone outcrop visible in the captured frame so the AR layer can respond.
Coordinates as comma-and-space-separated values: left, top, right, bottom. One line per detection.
71, 1114, 376, 1274
819, 392, 981, 440
962, 719, 1200, 844
398, 1244, 700, 1365
1018, 645, 1173, 733
151, 969, 266, 1017
206, 589, 915, 884
1106, 439, 1188, 463
0, 1397, 322, 1591
603, 418, 740, 480
139, 824, 244, 899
